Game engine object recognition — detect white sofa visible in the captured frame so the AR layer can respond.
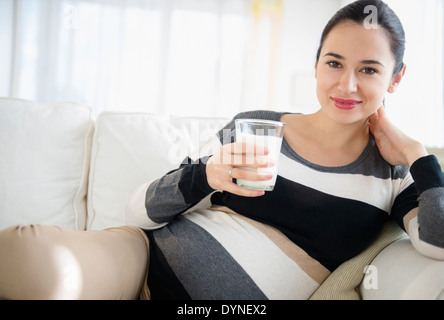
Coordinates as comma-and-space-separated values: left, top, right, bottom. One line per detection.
1, 97, 443, 300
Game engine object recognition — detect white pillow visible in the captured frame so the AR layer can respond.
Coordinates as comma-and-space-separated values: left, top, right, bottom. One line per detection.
87, 112, 230, 230
170, 115, 230, 157
87, 112, 186, 230
360, 238, 444, 299
0, 98, 94, 230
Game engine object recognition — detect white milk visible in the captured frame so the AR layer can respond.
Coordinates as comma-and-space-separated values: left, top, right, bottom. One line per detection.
236, 133, 282, 191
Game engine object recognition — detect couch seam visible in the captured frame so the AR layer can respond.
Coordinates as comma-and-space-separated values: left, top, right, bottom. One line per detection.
70, 104, 95, 231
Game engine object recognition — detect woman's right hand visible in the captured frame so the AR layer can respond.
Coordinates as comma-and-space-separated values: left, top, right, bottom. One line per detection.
205, 142, 274, 197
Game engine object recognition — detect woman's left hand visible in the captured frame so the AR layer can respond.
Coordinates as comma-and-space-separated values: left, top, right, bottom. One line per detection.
368, 106, 428, 166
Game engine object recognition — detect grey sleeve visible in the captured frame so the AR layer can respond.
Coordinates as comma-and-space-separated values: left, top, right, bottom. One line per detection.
410, 155, 444, 249
145, 158, 215, 224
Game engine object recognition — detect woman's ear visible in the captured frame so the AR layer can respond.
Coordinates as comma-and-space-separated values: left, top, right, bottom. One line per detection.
387, 64, 406, 93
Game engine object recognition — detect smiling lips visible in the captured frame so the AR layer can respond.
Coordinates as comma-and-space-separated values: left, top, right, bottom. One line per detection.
331, 97, 362, 110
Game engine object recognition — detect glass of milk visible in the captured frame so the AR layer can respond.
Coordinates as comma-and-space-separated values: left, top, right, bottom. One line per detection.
235, 119, 285, 191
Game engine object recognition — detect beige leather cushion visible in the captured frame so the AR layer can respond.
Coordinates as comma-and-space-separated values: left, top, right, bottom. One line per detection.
0, 224, 149, 300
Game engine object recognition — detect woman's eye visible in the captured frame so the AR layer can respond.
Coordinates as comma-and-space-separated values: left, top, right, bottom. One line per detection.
327, 61, 341, 68
361, 67, 377, 75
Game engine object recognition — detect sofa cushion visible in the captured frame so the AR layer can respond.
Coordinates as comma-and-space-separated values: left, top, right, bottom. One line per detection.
87, 112, 229, 230
0, 98, 94, 230
86, 112, 182, 230
170, 115, 231, 157
359, 237, 444, 299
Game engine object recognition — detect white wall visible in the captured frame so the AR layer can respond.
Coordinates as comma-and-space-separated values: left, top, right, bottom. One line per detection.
0, 0, 14, 97
275, 0, 341, 114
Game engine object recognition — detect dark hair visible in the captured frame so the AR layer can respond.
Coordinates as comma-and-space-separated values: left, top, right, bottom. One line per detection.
316, 0, 405, 74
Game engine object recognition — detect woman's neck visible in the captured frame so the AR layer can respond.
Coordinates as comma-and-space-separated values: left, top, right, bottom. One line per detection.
282, 111, 371, 167
307, 110, 370, 150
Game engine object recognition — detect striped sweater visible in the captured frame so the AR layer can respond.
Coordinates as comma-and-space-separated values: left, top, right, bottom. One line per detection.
127, 110, 444, 300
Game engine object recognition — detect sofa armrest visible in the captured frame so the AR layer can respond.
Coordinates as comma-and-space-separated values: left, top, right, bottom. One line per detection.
360, 238, 444, 300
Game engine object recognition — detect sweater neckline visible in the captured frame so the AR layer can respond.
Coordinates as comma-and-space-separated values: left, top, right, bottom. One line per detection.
280, 125, 375, 173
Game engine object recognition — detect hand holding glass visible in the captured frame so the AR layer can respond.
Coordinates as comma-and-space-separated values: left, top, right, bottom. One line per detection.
235, 119, 285, 191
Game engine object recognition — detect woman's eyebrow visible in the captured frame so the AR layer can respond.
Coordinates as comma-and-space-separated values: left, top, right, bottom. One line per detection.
323, 52, 385, 68
323, 52, 344, 60
361, 59, 386, 68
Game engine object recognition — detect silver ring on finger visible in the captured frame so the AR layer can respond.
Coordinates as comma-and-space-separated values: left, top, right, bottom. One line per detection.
228, 167, 233, 178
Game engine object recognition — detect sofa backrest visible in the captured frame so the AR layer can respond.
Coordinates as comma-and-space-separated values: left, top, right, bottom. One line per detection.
0, 98, 94, 230
0, 98, 229, 231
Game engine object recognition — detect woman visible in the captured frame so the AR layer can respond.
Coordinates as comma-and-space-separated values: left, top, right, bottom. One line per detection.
1, 0, 443, 300
129, 0, 444, 299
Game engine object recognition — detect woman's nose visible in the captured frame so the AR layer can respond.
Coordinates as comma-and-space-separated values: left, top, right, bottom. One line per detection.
338, 70, 358, 94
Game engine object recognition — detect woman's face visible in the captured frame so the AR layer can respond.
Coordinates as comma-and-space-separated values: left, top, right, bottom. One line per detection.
315, 21, 403, 125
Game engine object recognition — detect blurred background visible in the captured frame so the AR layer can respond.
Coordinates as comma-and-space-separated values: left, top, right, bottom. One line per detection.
0, 0, 443, 147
